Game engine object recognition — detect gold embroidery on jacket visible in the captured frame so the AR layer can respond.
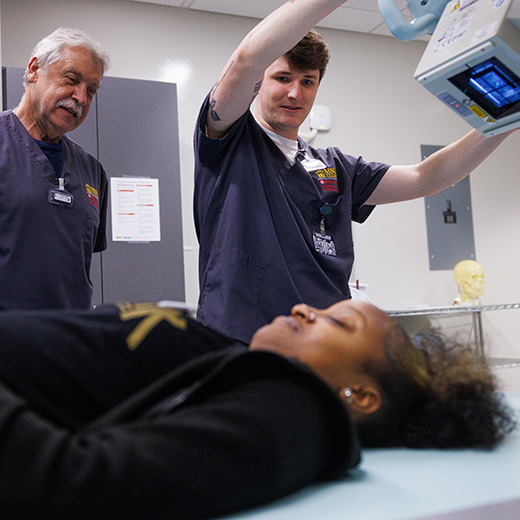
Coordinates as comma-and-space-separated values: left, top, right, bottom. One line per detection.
117, 302, 187, 351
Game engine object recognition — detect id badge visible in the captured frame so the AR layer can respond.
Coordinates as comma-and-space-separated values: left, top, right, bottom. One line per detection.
313, 231, 337, 257
49, 187, 74, 208
300, 157, 327, 172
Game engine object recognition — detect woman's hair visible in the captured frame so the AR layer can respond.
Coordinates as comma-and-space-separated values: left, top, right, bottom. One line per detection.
284, 30, 330, 82
356, 321, 517, 449
23, 27, 111, 88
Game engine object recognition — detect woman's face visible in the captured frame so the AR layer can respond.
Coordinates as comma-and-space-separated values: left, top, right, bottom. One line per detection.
249, 300, 391, 389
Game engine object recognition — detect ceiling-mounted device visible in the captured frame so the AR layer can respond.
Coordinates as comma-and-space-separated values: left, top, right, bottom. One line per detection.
378, 0, 449, 41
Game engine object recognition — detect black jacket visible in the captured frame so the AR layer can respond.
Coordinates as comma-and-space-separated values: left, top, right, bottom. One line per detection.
0, 346, 360, 519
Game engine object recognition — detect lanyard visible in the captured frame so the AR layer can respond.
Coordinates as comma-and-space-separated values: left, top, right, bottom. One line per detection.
296, 148, 333, 233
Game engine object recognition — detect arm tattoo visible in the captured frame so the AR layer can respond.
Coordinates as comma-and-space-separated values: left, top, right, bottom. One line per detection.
249, 80, 263, 104
209, 96, 221, 122
208, 64, 263, 122
208, 60, 234, 123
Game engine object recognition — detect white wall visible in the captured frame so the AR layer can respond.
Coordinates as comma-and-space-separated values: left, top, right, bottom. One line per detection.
1, 0, 519, 323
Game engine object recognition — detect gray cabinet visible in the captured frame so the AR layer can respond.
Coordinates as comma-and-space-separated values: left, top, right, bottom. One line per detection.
3, 67, 185, 306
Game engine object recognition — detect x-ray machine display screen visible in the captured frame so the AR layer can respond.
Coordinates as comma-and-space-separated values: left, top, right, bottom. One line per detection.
448, 57, 520, 120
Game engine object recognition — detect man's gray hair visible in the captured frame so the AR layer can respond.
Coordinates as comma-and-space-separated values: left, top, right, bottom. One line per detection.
23, 27, 111, 88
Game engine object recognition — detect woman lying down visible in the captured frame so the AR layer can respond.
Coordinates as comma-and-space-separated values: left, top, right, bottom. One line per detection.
0, 299, 515, 519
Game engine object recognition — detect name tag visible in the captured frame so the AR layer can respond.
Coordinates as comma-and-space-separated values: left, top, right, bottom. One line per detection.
300, 157, 327, 172
49, 187, 74, 208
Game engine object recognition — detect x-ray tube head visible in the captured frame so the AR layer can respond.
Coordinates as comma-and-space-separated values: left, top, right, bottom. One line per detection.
415, 0, 520, 136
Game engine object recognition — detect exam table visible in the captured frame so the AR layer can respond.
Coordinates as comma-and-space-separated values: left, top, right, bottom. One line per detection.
217, 392, 520, 520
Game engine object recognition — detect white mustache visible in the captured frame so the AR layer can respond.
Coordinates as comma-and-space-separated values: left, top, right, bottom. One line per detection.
56, 99, 83, 119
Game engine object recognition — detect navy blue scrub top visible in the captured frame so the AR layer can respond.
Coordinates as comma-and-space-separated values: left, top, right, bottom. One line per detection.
194, 97, 389, 343
0, 110, 108, 310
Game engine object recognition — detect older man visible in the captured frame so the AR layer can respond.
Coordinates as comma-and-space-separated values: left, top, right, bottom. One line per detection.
0, 27, 110, 310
